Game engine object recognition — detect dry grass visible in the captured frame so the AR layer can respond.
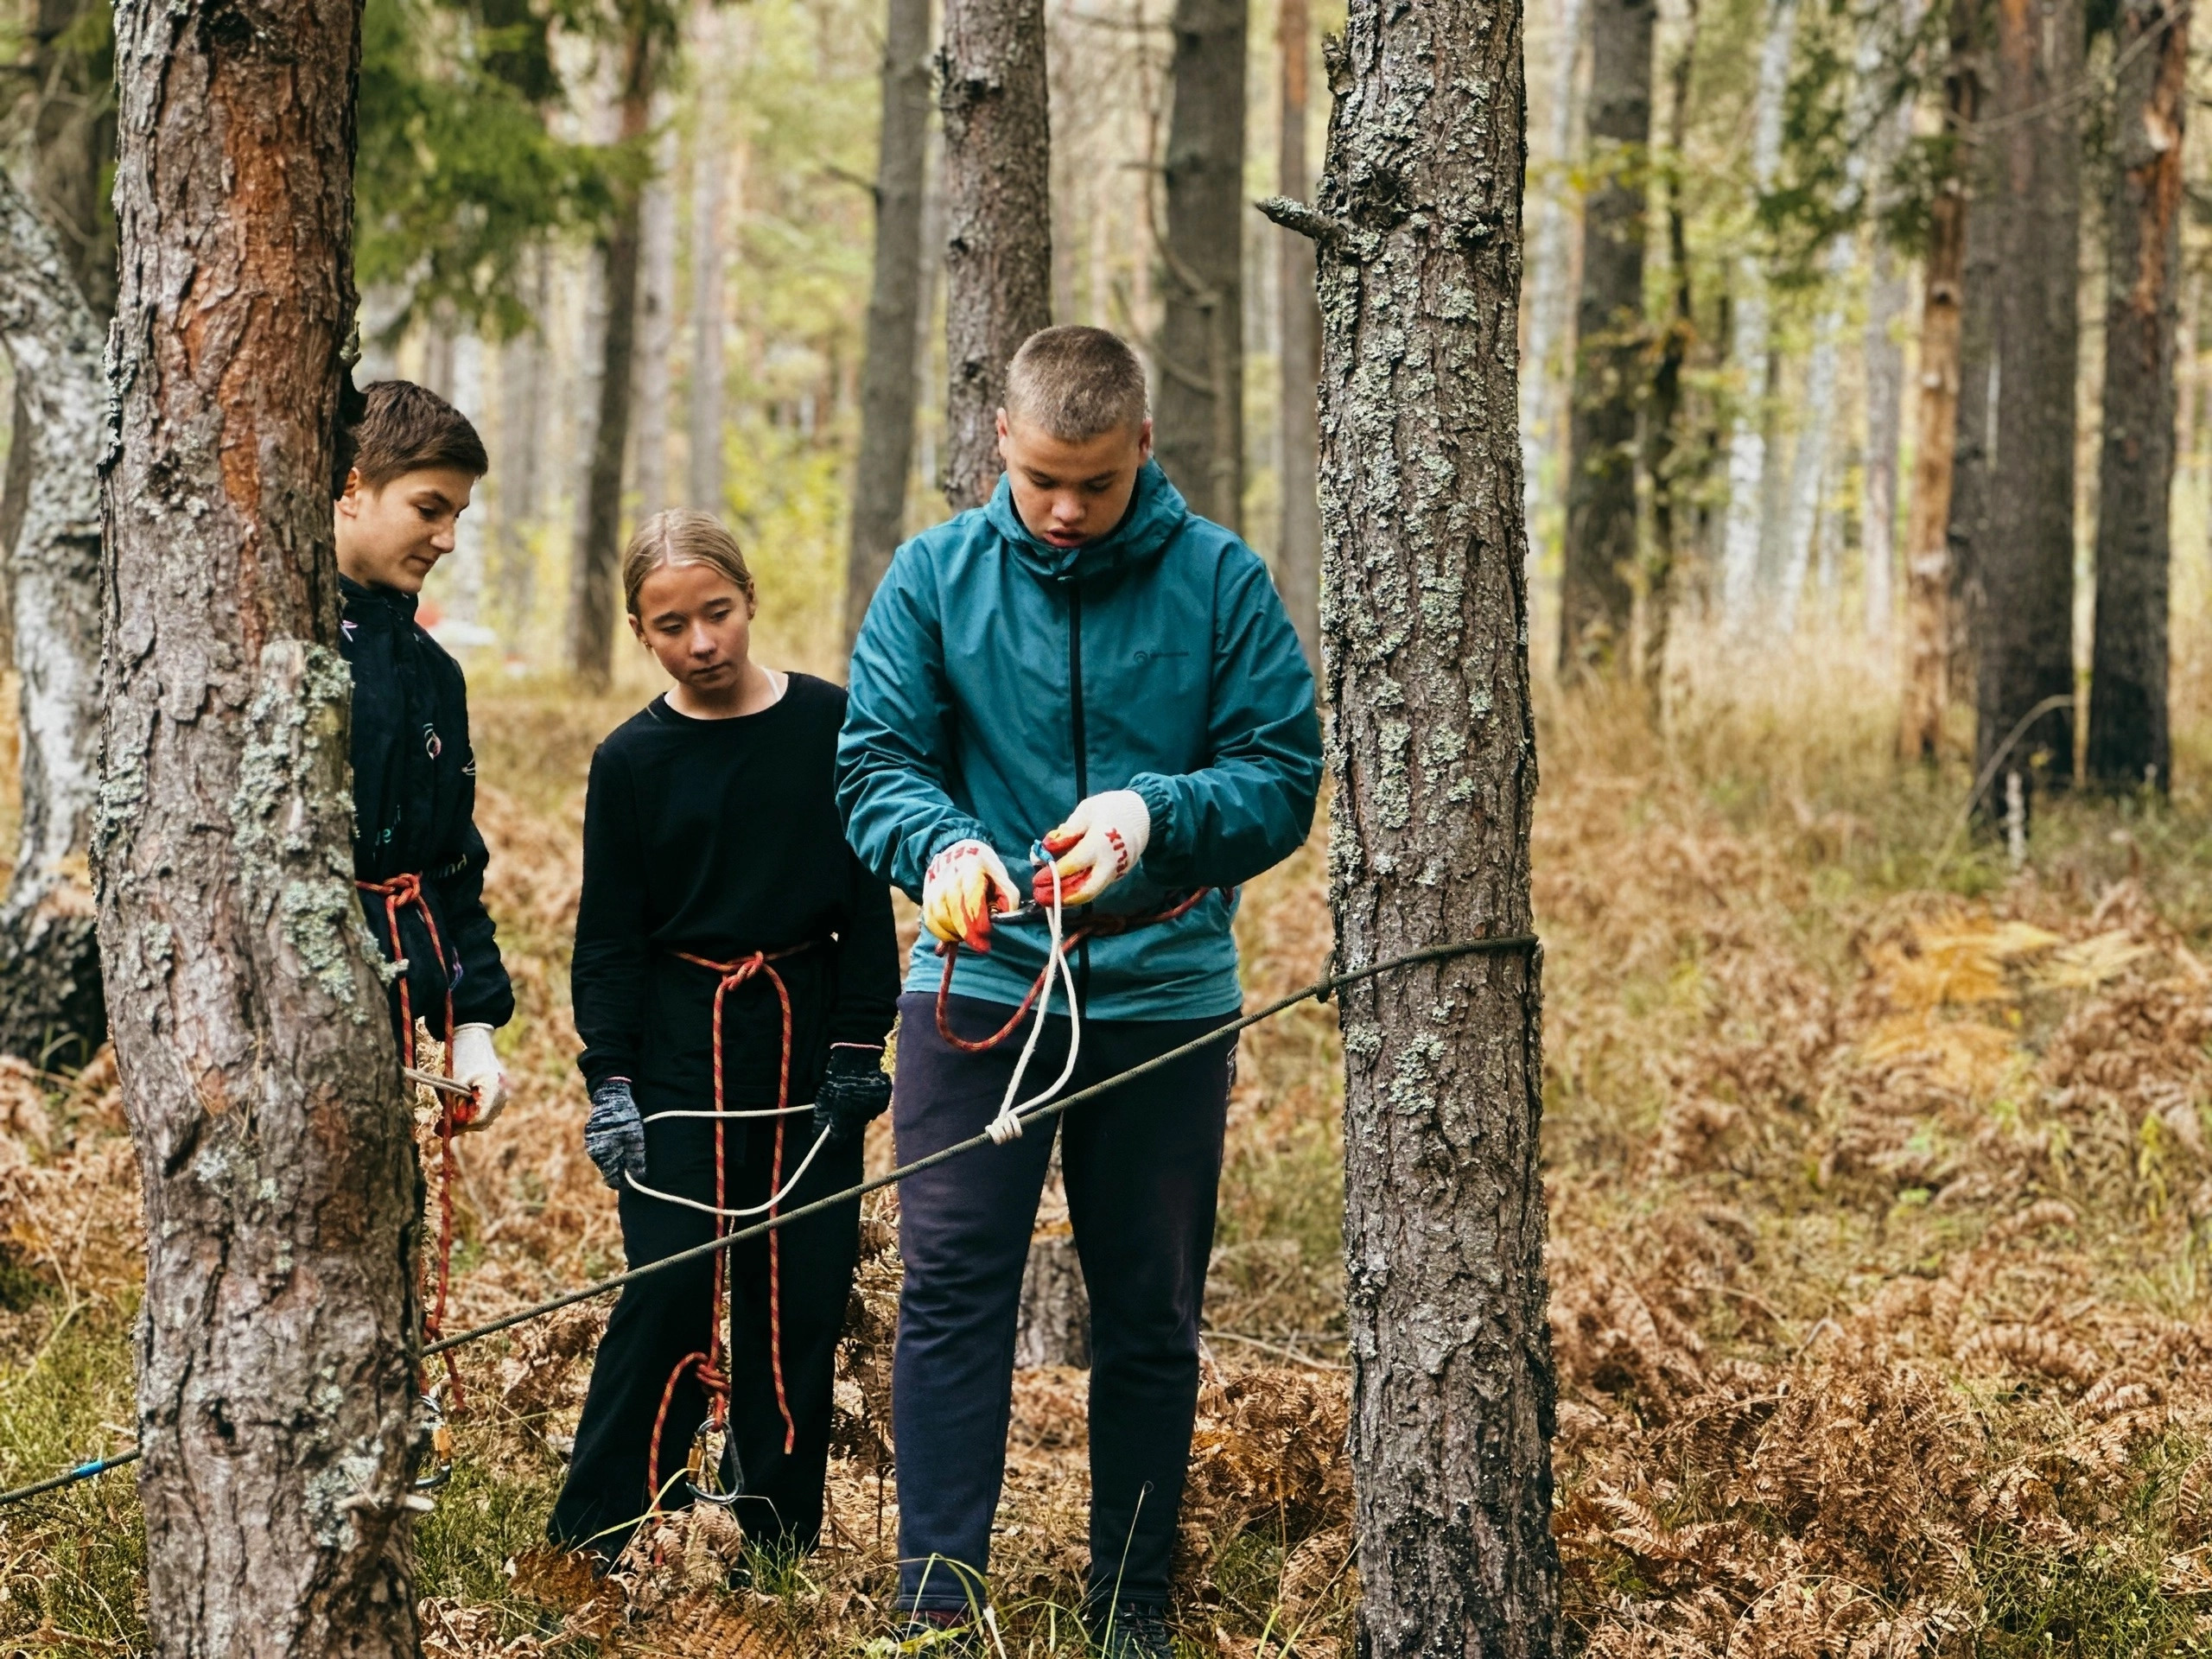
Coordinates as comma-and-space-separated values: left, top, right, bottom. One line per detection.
9, 634, 2212, 1653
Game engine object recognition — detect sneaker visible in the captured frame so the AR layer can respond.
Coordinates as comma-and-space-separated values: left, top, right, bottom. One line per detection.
1085, 1603, 1174, 1659
896, 1609, 986, 1655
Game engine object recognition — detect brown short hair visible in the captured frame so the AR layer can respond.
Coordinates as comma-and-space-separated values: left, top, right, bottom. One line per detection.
343, 380, 489, 491
623, 510, 756, 615
1002, 326, 1149, 442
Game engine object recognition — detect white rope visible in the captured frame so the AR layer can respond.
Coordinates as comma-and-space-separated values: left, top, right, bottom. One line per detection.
639, 1103, 815, 1121
984, 855, 1082, 1145
623, 1123, 837, 1219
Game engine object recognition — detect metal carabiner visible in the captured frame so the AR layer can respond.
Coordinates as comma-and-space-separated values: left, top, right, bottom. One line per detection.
414, 1389, 454, 1493
684, 1419, 744, 1508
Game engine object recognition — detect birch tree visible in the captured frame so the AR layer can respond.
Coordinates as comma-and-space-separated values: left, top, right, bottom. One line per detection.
99, 0, 427, 1646
1266, 0, 1556, 1643
1521, 0, 1591, 551
2088, 0, 2187, 792
1719, 0, 1800, 632
0, 169, 105, 1069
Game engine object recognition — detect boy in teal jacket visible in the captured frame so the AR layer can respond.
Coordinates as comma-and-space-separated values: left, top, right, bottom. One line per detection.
838, 326, 1321, 1656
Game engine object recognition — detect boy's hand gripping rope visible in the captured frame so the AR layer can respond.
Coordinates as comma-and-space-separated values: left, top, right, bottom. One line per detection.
0, 928, 1537, 1513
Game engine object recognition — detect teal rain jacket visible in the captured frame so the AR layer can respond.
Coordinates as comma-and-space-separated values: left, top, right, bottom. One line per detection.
837, 461, 1322, 1020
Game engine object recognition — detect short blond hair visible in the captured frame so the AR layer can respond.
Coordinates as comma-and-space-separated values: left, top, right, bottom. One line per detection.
622, 510, 755, 615
1002, 326, 1149, 442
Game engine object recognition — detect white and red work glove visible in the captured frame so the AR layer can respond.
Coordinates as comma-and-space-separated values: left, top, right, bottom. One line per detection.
922, 838, 1021, 951
1034, 789, 1151, 906
448, 1022, 510, 1130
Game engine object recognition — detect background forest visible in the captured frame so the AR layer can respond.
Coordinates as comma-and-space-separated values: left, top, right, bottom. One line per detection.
9, 0, 2212, 1654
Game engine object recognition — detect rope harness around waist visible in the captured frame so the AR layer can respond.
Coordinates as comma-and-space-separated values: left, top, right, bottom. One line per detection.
357, 873, 466, 1415
635, 940, 829, 1514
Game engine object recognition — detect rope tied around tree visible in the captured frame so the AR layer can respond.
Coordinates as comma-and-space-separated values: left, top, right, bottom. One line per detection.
0, 927, 1539, 1512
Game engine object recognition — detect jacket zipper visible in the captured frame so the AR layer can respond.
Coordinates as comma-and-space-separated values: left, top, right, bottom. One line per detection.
1067, 583, 1090, 1001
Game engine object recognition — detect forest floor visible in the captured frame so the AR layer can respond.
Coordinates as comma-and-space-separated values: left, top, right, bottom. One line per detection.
8, 642, 2212, 1656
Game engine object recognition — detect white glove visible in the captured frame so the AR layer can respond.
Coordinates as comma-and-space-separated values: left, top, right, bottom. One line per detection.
448, 1023, 509, 1130
1036, 789, 1151, 906
922, 839, 1022, 950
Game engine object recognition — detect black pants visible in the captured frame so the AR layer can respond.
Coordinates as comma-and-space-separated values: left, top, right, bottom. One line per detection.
891, 991, 1235, 1612
550, 1100, 863, 1556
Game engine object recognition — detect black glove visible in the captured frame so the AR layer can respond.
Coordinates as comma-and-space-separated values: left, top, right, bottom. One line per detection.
584, 1078, 647, 1191
811, 1044, 892, 1146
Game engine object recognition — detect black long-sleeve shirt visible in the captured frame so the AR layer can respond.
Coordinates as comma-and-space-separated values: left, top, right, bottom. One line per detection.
341, 575, 514, 1035
571, 676, 899, 1112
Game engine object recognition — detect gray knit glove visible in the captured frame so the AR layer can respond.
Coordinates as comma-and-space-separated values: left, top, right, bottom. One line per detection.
585, 1078, 647, 1191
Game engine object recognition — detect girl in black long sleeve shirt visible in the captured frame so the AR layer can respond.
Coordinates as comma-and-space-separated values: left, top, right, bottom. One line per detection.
551, 515, 898, 1561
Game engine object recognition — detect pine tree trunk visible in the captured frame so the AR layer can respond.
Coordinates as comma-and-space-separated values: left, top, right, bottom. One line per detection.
1974, 0, 2081, 820
567, 19, 657, 690
1558, 0, 1653, 681
1947, 10, 2001, 715
1520, 0, 1590, 554
939, 0, 1052, 512
1899, 0, 1978, 763
0, 169, 105, 1070
2088, 0, 2185, 792
1271, 0, 1558, 1645
1641, 2, 1698, 702
1718, 0, 1800, 632
845, 0, 934, 651
688, 48, 734, 515
1155, 0, 1246, 529
100, 0, 427, 1648
1275, 0, 1321, 672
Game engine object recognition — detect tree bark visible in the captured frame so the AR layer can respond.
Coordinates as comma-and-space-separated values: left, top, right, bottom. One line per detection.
566, 16, 658, 690
1861, 238, 1908, 637
1900, 6, 1979, 762
1275, 0, 1558, 1645
1973, 0, 2081, 821
1154, 0, 1247, 529
1718, 0, 1799, 633
845, 0, 935, 652
1274, 0, 1322, 673
1947, 5, 2002, 717
1558, 0, 1653, 681
2088, 0, 2185, 792
100, 0, 427, 1649
939, 0, 1052, 512
0, 170, 105, 1070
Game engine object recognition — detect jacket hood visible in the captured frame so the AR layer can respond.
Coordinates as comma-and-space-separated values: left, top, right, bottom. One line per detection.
982, 458, 1191, 584
339, 572, 421, 625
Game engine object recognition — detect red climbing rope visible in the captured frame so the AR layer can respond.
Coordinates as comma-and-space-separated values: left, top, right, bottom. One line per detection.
934, 887, 1220, 1053
359, 872, 469, 1405
643, 941, 817, 1512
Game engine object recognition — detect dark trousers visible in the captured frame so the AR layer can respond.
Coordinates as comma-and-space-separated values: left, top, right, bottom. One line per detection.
550, 1103, 863, 1557
891, 990, 1234, 1612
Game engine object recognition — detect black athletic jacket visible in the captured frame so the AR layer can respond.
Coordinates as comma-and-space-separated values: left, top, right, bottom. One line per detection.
340, 575, 514, 1037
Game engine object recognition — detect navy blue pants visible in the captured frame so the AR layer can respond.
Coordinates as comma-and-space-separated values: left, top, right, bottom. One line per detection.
892, 990, 1235, 1612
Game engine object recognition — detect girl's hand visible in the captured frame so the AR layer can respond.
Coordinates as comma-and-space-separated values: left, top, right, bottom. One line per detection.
812, 1044, 892, 1145
585, 1079, 647, 1190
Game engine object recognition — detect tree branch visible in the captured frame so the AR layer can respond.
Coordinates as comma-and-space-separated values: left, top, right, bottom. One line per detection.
1256, 194, 1344, 245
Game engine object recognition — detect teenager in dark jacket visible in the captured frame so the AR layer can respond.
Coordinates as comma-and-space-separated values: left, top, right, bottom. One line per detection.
334, 381, 515, 1116
550, 511, 899, 1564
